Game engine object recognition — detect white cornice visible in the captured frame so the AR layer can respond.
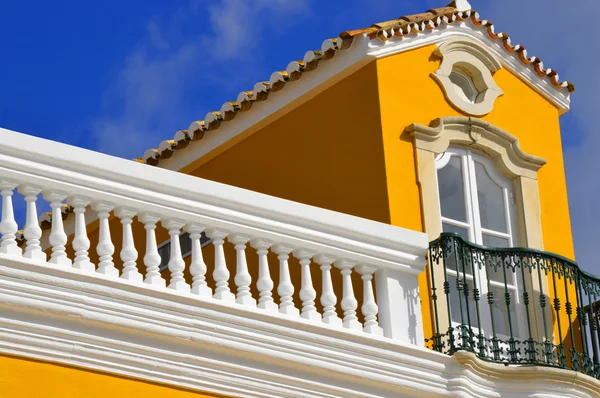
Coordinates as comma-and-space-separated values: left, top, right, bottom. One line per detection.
158, 24, 569, 173
0, 255, 598, 398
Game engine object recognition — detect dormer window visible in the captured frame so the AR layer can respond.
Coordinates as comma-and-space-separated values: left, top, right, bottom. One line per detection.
449, 65, 479, 104
432, 40, 504, 115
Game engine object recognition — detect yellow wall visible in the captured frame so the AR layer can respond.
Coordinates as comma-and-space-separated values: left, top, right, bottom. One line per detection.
189, 63, 391, 224
179, 44, 575, 346
0, 354, 227, 398
51, 40, 577, 372
374, 44, 574, 346
375, 44, 573, 258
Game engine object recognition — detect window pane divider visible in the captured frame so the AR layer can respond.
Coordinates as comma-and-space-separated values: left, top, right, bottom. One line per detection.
441, 217, 471, 229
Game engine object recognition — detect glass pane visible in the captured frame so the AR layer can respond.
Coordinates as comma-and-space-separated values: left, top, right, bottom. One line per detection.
482, 234, 509, 248
442, 222, 469, 241
475, 162, 507, 233
449, 275, 479, 329
158, 244, 170, 271
179, 232, 192, 257
444, 245, 473, 277
489, 285, 518, 337
449, 66, 478, 103
485, 252, 518, 285
438, 156, 467, 223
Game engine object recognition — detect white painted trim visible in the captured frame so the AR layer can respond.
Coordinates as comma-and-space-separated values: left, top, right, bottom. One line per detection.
0, 125, 428, 275
431, 39, 504, 116
157, 23, 570, 172
364, 23, 570, 113
0, 256, 598, 398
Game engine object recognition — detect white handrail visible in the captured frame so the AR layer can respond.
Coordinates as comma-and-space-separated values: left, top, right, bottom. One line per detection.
0, 126, 428, 342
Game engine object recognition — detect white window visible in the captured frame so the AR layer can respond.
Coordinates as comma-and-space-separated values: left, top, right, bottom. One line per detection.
435, 147, 525, 341
449, 65, 479, 104
431, 39, 504, 116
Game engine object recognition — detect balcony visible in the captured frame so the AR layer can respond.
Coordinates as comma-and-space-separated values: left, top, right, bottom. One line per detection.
1, 125, 599, 397
0, 126, 439, 397
427, 233, 600, 380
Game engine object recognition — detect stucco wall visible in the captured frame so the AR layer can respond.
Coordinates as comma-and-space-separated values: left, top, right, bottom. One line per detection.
375, 44, 574, 346
0, 355, 225, 398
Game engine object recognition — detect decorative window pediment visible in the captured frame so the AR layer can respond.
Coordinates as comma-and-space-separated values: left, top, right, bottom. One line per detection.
409, 116, 545, 180
432, 40, 504, 116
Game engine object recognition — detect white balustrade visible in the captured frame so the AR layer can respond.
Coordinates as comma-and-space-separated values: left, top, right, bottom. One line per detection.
187, 223, 211, 297
43, 191, 71, 265
314, 254, 342, 326
139, 213, 166, 287
294, 249, 320, 321
272, 244, 298, 316
335, 260, 362, 331
19, 185, 45, 261
115, 207, 142, 282
163, 219, 189, 292
92, 201, 118, 277
229, 234, 255, 307
0, 180, 20, 257
355, 265, 383, 336
0, 126, 428, 345
251, 239, 277, 312
68, 196, 93, 271
207, 228, 235, 302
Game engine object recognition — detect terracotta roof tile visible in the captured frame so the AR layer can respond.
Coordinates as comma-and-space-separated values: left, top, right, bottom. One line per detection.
139, 1, 575, 166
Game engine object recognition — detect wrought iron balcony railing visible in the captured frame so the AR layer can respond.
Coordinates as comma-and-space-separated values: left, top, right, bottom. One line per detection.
426, 233, 600, 379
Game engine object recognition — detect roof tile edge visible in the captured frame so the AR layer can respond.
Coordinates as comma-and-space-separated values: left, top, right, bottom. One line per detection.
140, 3, 574, 167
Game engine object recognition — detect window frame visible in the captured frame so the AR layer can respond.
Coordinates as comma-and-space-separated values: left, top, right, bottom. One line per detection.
408, 116, 549, 345
431, 39, 504, 116
435, 147, 527, 341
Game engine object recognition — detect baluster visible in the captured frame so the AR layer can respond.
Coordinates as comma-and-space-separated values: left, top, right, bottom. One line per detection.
139, 213, 166, 287
229, 234, 256, 307
43, 191, 70, 265
314, 254, 342, 326
186, 223, 211, 297
0, 180, 21, 257
92, 201, 118, 277
206, 228, 235, 302
272, 244, 299, 316
335, 259, 362, 330
355, 265, 383, 336
19, 185, 45, 261
250, 239, 277, 312
115, 207, 142, 282
67, 196, 93, 271
294, 249, 320, 321
163, 219, 189, 292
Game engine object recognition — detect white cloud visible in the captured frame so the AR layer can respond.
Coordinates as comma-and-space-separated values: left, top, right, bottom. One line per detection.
90, 0, 308, 158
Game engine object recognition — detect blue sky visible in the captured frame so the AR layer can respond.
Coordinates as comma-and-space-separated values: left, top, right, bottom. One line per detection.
1, 1, 598, 272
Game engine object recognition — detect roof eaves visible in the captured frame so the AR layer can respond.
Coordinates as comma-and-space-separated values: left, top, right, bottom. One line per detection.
139, 5, 574, 167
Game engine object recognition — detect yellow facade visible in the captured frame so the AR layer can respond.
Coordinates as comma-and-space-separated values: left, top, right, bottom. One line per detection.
0, 355, 224, 398
182, 45, 574, 343
42, 39, 576, 390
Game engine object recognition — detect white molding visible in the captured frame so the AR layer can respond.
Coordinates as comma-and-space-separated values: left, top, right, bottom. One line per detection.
364, 23, 571, 113
408, 116, 546, 180
0, 125, 428, 275
157, 23, 570, 173
0, 256, 598, 398
431, 39, 504, 116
